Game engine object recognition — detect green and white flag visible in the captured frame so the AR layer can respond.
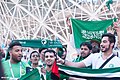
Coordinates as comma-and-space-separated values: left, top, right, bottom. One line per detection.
19, 69, 41, 80
58, 65, 120, 79
20, 65, 120, 79
71, 18, 114, 48
13, 39, 62, 48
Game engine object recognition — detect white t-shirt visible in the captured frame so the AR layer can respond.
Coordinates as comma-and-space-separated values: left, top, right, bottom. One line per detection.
81, 52, 120, 69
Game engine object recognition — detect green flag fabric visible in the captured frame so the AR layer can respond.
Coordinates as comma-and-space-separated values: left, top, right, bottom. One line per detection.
106, 0, 113, 10
71, 18, 113, 48
5, 39, 62, 79
5, 39, 62, 60
58, 65, 120, 79
19, 68, 41, 80
20, 65, 120, 80
12, 39, 62, 48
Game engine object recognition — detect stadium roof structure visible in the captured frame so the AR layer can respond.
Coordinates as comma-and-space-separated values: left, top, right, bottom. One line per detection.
0, 0, 120, 48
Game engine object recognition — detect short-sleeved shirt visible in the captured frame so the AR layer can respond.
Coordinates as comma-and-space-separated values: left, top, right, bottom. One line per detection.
73, 55, 92, 69
2, 60, 30, 79
81, 52, 120, 69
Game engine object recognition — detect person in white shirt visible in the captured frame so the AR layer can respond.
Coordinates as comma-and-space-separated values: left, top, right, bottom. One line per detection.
58, 32, 120, 69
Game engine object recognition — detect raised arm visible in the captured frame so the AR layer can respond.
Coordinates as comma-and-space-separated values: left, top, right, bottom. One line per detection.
114, 19, 120, 46
57, 57, 86, 68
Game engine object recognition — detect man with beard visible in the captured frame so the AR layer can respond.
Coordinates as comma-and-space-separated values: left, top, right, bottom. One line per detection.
2, 41, 30, 79
43, 49, 69, 80
70, 42, 92, 80
73, 42, 92, 62
58, 33, 120, 69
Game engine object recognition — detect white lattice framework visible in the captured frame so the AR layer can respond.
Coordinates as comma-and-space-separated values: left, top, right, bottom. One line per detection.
0, 0, 120, 48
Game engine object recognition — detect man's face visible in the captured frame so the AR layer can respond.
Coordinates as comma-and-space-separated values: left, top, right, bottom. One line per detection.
44, 52, 56, 67
10, 46, 23, 63
80, 45, 91, 58
100, 37, 111, 52
61, 52, 67, 60
30, 52, 40, 64
40, 49, 47, 61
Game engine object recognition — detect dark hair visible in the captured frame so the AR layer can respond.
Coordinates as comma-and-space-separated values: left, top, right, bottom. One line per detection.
5, 41, 22, 60
8, 41, 22, 50
38, 48, 47, 53
102, 33, 116, 47
80, 42, 92, 50
44, 49, 57, 59
63, 45, 67, 52
30, 51, 40, 59
57, 48, 64, 52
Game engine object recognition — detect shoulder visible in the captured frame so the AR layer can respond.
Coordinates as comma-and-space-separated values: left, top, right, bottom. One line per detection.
21, 61, 31, 67
88, 53, 101, 57
83, 53, 101, 61
113, 55, 120, 60
2, 60, 9, 65
2, 60, 9, 70
82, 53, 99, 61
1, 58, 6, 62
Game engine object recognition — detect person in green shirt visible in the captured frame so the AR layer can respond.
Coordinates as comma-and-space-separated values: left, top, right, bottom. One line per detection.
29, 50, 40, 68
19, 50, 43, 80
28, 48, 47, 67
73, 42, 92, 62
69, 42, 92, 80
38, 48, 48, 67
2, 41, 30, 80
42, 49, 69, 80
0, 59, 5, 80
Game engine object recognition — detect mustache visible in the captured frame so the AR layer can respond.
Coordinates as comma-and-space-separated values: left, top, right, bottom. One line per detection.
18, 55, 23, 57
81, 52, 84, 54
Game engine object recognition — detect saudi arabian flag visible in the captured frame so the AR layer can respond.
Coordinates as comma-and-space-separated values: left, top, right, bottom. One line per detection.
71, 18, 114, 48
19, 69, 41, 80
58, 65, 120, 79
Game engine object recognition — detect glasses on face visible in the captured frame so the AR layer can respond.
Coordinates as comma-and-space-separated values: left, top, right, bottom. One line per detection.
32, 55, 39, 57
45, 55, 54, 58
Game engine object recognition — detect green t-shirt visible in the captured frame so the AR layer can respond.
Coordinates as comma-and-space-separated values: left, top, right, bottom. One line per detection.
46, 70, 69, 80
73, 56, 84, 62
2, 60, 30, 80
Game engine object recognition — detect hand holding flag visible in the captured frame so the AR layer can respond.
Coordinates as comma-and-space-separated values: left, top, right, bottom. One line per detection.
51, 60, 60, 80
113, 18, 120, 47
